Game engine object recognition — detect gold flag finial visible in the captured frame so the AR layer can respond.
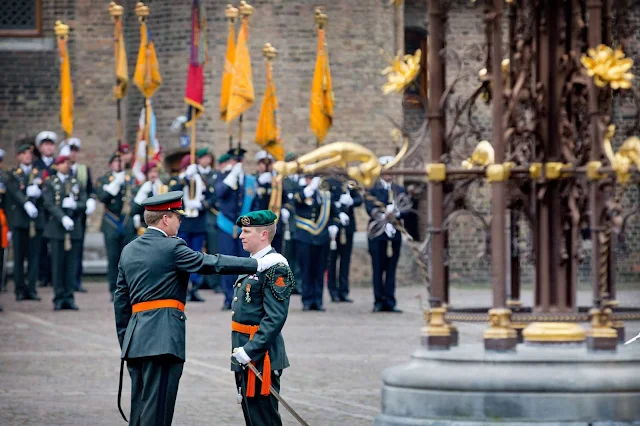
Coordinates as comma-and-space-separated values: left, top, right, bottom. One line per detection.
54, 20, 70, 39
262, 43, 277, 60
109, 2, 124, 19
225, 4, 239, 20
239, 1, 254, 17
135, 2, 150, 22
315, 8, 328, 29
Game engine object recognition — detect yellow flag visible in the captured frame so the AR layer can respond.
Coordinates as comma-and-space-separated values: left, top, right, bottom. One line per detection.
133, 22, 162, 99
220, 22, 236, 121
58, 37, 74, 137
226, 15, 254, 123
255, 60, 284, 161
113, 18, 128, 99
310, 28, 334, 143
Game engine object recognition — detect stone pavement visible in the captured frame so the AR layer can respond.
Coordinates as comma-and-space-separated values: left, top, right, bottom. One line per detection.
0, 282, 638, 426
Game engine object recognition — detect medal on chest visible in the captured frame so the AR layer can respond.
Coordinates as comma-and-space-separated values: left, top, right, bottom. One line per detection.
245, 284, 252, 304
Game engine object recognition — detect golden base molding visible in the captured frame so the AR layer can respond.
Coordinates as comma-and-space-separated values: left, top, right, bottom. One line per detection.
522, 322, 586, 344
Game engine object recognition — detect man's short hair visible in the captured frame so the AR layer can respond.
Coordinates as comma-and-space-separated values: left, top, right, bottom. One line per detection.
144, 210, 175, 226
257, 223, 277, 242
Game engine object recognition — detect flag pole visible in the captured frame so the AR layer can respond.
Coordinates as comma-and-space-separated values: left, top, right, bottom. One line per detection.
109, 2, 125, 167
136, 2, 151, 180
224, 5, 238, 150
189, 116, 197, 199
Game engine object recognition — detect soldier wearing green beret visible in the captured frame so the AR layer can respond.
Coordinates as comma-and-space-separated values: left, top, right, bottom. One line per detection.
230, 210, 295, 426
6, 144, 46, 301
114, 192, 289, 426
280, 152, 303, 294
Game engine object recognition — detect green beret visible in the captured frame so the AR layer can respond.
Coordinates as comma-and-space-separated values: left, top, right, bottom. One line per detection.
218, 153, 231, 164
196, 147, 210, 158
285, 152, 298, 162
236, 210, 277, 227
17, 144, 33, 154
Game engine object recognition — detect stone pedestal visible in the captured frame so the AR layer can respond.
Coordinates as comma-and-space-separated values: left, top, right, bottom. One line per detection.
376, 343, 640, 425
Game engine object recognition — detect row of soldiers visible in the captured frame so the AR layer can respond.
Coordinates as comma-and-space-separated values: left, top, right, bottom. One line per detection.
0, 131, 408, 313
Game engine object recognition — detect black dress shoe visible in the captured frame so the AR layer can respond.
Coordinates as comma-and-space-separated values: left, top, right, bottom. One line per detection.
65, 302, 79, 310
16, 294, 24, 302
330, 296, 340, 303
25, 293, 41, 301
339, 297, 354, 303
189, 291, 205, 302
302, 305, 312, 311
372, 305, 384, 313
75, 287, 88, 293
313, 305, 326, 312
54, 302, 63, 311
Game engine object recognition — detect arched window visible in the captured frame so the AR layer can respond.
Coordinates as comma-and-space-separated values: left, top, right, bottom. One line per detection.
403, 26, 428, 107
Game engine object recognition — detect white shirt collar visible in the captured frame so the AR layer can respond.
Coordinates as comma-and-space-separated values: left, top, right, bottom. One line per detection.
20, 164, 32, 173
250, 245, 273, 259
57, 172, 68, 182
381, 179, 391, 190
71, 163, 77, 174
147, 226, 168, 237
42, 156, 53, 166
198, 165, 211, 175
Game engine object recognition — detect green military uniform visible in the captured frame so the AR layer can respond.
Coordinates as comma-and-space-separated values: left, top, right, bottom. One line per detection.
203, 150, 223, 291
6, 145, 46, 301
42, 169, 87, 310
114, 191, 266, 426
282, 171, 303, 293
95, 163, 138, 297
231, 210, 294, 426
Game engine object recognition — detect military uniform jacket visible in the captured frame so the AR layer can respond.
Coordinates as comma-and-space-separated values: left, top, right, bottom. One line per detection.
95, 172, 137, 236
114, 228, 261, 361
326, 177, 363, 234
42, 173, 88, 240
365, 180, 407, 242
34, 157, 55, 175
292, 186, 339, 246
231, 248, 293, 373
6, 165, 46, 230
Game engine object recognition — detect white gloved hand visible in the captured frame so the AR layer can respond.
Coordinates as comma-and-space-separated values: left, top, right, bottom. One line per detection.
114, 171, 126, 185
103, 180, 122, 197
232, 347, 251, 365
85, 198, 96, 215
298, 177, 307, 186
23, 201, 38, 218
62, 196, 77, 210
339, 192, 354, 207
185, 164, 198, 178
185, 199, 203, 210
258, 172, 272, 185
339, 212, 350, 226
280, 208, 290, 223
310, 177, 321, 190
386, 203, 395, 215
61, 216, 74, 231
303, 177, 321, 199
7, 231, 12, 242
133, 214, 141, 229
231, 162, 244, 177
257, 253, 289, 272
133, 181, 153, 205
26, 184, 42, 199
328, 225, 339, 238
385, 223, 397, 238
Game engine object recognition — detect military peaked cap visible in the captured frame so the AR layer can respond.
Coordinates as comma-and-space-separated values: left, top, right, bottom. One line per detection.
227, 147, 247, 160
141, 191, 186, 216
236, 210, 277, 227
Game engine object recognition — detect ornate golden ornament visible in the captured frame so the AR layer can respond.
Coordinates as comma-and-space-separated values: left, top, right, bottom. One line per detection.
314, 8, 328, 29
239, 1, 254, 17
381, 49, 421, 95
425, 163, 446, 182
109, 2, 124, 18
462, 140, 495, 169
486, 162, 514, 183
225, 4, 239, 20
483, 308, 517, 340
522, 322, 586, 343
421, 307, 451, 337
241, 216, 251, 226
581, 44, 634, 90
54, 20, 70, 39
262, 43, 277, 59
603, 124, 640, 184
135, 2, 150, 21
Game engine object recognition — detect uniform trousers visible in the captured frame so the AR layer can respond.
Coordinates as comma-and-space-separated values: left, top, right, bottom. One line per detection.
177, 231, 206, 290
50, 239, 81, 306
218, 231, 248, 306
235, 369, 282, 426
12, 228, 41, 297
368, 239, 402, 309
297, 241, 328, 309
327, 231, 354, 300
127, 355, 184, 426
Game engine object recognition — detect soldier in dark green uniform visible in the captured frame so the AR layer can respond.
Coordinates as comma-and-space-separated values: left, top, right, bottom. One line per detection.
96, 153, 138, 300
42, 155, 87, 310
230, 210, 294, 426
280, 152, 303, 294
6, 144, 46, 301
198, 148, 222, 293
114, 192, 289, 426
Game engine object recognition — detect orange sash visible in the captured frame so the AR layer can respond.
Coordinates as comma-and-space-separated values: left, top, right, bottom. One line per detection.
231, 321, 271, 397
0, 209, 8, 249
132, 299, 185, 313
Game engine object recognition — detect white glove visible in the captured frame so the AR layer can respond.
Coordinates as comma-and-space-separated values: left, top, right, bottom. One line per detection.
223, 165, 241, 188
257, 253, 289, 272
185, 164, 198, 178
103, 180, 122, 197
62, 196, 77, 210
133, 181, 153, 205
298, 177, 307, 186
23, 201, 38, 218
280, 208, 290, 223
85, 198, 96, 215
114, 171, 126, 185
328, 225, 339, 238
258, 172, 272, 185
7, 231, 12, 242
385, 223, 397, 238
339, 212, 350, 226
339, 192, 354, 207
26, 184, 42, 199
185, 199, 203, 210
386, 203, 395, 215
231, 162, 243, 177
61, 216, 74, 231
303, 177, 321, 198
133, 214, 141, 229
232, 347, 251, 365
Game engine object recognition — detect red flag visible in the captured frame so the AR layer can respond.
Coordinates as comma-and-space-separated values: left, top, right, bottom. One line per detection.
184, 0, 207, 126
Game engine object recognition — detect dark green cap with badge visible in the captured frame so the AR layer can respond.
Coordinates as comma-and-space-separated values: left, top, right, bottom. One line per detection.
141, 190, 187, 216
196, 147, 211, 159
218, 153, 231, 164
17, 144, 33, 154
236, 210, 277, 227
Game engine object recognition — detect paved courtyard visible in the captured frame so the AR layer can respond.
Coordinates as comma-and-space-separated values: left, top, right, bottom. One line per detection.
0, 281, 638, 426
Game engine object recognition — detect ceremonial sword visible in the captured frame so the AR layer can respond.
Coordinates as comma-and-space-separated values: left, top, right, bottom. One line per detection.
243, 362, 310, 426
